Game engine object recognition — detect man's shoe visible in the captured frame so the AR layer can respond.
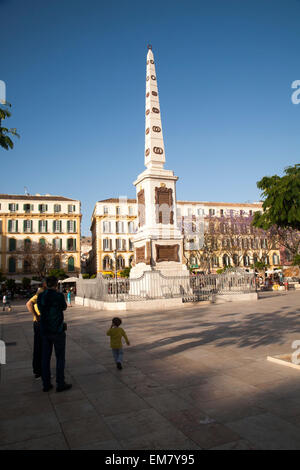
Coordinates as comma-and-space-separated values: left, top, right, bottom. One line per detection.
43, 384, 53, 392
117, 362, 123, 370
56, 383, 72, 393
34, 373, 41, 379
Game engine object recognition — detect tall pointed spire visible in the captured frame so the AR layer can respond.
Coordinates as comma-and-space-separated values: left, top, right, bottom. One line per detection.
144, 46, 166, 170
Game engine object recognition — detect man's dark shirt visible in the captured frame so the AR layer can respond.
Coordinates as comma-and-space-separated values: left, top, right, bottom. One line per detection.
37, 289, 67, 335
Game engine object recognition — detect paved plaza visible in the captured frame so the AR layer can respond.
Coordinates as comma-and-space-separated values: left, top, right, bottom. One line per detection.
1, 291, 300, 450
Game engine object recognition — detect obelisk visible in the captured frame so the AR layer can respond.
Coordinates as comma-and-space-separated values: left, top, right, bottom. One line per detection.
130, 45, 187, 278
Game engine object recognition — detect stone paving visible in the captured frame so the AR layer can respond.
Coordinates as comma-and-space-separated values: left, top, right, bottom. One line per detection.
1, 290, 300, 450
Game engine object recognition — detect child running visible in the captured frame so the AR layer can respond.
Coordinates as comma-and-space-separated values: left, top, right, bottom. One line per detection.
106, 317, 130, 370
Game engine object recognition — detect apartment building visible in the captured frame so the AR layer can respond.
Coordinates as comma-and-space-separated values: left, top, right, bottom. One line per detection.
90, 198, 281, 274
0, 194, 81, 278
90, 198, 137, 274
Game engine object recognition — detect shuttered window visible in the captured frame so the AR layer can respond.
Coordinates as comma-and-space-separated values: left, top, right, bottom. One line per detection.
53, 220, 62, 233
39, 220, 48, 233
68, 256, 75, 272
9, 203, 18, 212
38, 204, 48, 213
8, 220, 18, 233
23, 220, 33, 233
67, 220, 76, 233
8, 238, 16, 251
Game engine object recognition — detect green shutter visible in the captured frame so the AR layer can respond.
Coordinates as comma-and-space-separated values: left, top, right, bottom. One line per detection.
8, 220, 12, 232
60, 239, 62, 250
67, 221, 70, 232
59, 221, 62, 232
9, 204, 12, 211
15, 220, 18, 232
23, 220, 26, 232
53, 221, 55, 233
38, 220, 41, 232
74, 238, 76, 251
30, 220, 33, 232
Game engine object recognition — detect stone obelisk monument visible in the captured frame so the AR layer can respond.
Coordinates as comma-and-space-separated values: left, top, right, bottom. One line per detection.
130, 45, 187, 279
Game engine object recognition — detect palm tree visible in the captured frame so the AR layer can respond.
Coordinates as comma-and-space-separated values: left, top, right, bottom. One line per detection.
0, 102, 20, 150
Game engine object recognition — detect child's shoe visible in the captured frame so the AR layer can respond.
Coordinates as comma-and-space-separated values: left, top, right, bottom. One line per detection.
117, 362, 122, 370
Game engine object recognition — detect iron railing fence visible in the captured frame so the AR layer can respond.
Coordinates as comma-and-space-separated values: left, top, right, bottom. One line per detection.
77, 269, 256, 303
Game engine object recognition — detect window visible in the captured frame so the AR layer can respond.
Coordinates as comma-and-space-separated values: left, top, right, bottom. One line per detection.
8, 257, 16, 273
223, 254, 231, 267
23, 204, 33, 213
128, 206, 133, 215
8, 238, 16, 252
68, 204, 76, 213
213, 256, 219, 267
197, 208, 204, 216
128, 221, 135, 233
117, 256, 124, 270
67, 238, 76, 251
129, 255, 134, 267
243, 255, 250, 267
116, 239, 125, 250
129, 239, 133, 251
103, 206, 109, 214
103, 256, 112, 271
272, 253, 280, 265
68, 256, 75, 272
103, 221, 111, 233
23, 220, 33, 233
39, 238, 46, 249
249, 210, 253, 216
209, 209, 215, 216
53, 256, 61, 269
9, 203, 18, 212
53, 220, 62, 233
39, 220, 48, 233
103, 238, 112, 251
38, 204, 48, 213
67, 220, 76, 233
8, 220, 18, 233
187, 208, 192, 216
53, 238, 62, 250
54, 204, 61, 213
220, 209, 224, 217
24, 238, 31, 252
116, 206, 121, 215
116, 221, 124, 233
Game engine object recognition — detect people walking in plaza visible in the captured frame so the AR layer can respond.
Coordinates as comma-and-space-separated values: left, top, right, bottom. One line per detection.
26, 282, 46, 378
37, 276, 72, 393
2, 293, 11, 311
67, 289, 72, 307
106, 317, 130, 370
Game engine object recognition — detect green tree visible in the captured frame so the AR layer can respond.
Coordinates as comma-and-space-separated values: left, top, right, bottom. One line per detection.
0, 102, 20, 150
119, 267, 131, 278
253, 164, 300, 231
48, 268, 68, 280
292, 254, 300, 266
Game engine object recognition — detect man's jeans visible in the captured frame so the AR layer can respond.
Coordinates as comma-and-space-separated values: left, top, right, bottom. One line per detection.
112, 348, 123, 364
41, 331, 66, 388
32, 322, 42, 375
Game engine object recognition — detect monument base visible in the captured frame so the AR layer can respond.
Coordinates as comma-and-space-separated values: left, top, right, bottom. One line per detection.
129, 263, 191, 299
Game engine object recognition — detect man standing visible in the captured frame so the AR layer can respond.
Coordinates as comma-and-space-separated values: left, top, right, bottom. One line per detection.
37, 276, 72, 393
26, 283, 46, 378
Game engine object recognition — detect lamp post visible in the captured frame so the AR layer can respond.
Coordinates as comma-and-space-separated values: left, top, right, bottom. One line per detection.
114, 249, 118, 301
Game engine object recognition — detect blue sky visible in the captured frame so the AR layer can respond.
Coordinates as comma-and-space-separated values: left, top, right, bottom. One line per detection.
1, 0, 299, 235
